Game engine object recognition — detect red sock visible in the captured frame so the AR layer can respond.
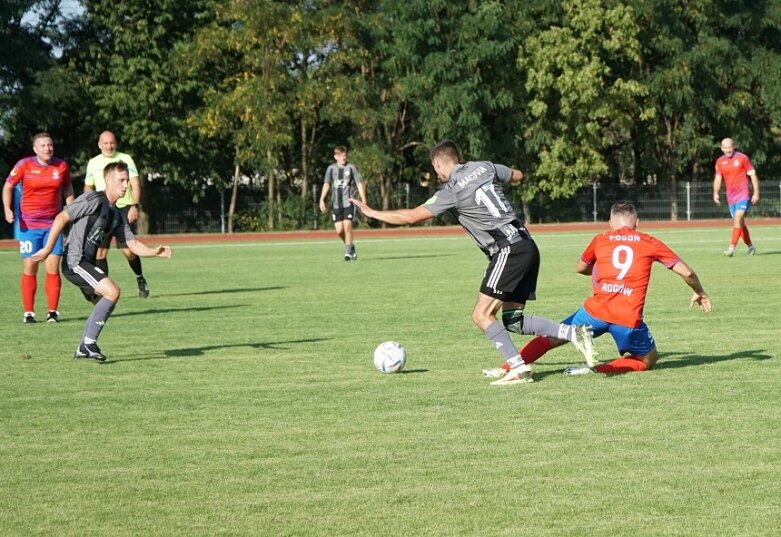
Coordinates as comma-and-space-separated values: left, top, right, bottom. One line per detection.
595, 356, 648, 374
741, 226, 752, 247
501, 337, 554, 372
45, 273, 61, 311
21, 273, 37, 312
520, 337, 553, 364
730, 228, 741, 248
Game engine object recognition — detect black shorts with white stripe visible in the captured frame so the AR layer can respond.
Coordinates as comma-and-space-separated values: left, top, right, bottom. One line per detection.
62, 259, 110, 301
479, 239, 540, 302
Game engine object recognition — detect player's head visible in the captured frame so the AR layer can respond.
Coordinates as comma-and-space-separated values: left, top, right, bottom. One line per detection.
720, 138, 735, 157
98, 131, 118, 157
103, 161, 130, 202
333, 145, 348, 165
32, 132, 54, 163
430, 140, 461, 182
609, 201, 638, 230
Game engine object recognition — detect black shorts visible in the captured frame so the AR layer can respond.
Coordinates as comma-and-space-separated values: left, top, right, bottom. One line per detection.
62, 259, 109, 301
100, 206, 137, 248
331, 206, 356, 223
480, 239, 540, 302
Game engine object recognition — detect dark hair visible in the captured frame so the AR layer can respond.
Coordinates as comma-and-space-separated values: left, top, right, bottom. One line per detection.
430, 139, 461, 162
334, 145, 348, 154
610, 201, 637, 218
103, 160, 129, 178
33, 132, 52, 143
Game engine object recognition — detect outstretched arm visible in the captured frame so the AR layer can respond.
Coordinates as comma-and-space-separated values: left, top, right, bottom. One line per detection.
671, 260, 712, 312
126, 239, 172, 259
349, 198, 433, 226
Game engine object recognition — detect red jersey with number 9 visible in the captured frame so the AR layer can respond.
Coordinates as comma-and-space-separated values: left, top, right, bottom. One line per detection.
580, 226, 680, 328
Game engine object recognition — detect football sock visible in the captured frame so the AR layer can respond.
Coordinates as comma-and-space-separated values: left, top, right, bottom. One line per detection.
45, 272, 61, 311
21, 273, 36, 312
128, 255, 143, 277
520, 336, 554, 364
95, 258, 109, 274
485, 321, 521, 360
522, 314, 574, 340
741, 226, 752, 247
730, 228, 741, 248
83, 297, 116, 342
595, 356, 648, 374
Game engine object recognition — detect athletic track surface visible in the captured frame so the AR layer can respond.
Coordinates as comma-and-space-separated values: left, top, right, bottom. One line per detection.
1, 217, 778, 249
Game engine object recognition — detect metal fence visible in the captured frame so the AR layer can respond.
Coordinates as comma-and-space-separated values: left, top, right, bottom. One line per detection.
144, 180, 777, 233
2, 180, 778, 238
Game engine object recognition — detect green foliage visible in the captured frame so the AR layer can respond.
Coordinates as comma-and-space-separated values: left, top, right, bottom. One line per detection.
3, 1, 781, 225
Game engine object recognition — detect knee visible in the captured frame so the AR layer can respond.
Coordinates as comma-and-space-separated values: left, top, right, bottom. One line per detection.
471, 309, 492, 331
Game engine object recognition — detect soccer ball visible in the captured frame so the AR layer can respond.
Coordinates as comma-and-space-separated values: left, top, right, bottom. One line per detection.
373, 341, 406, 374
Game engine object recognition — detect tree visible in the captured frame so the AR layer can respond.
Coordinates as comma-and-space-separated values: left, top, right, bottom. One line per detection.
518, 0, 648, 210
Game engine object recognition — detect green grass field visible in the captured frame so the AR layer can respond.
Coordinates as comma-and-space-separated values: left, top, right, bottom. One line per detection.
1, 225, 780, 536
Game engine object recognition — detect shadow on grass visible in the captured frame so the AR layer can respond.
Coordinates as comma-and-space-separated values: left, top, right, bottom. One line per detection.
103, 337, 331, 363
654, 349, 772, 369
399, 368, 428, 374
362, 254, 454, 262
530, 349, 771, 380
164, 286, 285, 297
59, 304, 245, 323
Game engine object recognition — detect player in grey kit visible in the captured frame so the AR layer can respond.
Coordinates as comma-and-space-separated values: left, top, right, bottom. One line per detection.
31, 161, 172, 361
350, 140, 595, 385
319, 146, 367, 261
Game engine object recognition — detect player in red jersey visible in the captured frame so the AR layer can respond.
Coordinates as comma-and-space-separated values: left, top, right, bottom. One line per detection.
491, 202, 712, 376
713, 137, 760, 256
2, 133, 74, 323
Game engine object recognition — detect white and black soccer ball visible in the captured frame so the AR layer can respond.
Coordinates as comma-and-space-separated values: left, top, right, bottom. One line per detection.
373, 341, 407, 373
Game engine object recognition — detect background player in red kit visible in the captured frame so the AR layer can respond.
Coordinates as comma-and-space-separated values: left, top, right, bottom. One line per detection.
2, 132, 74, 323
713, 137, 760, 256
504, 201, 711, 375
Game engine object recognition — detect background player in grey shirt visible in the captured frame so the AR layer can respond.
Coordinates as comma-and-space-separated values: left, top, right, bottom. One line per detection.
350, 140, 595, 385
32, 161, 172, 361
319, 146, 367, 261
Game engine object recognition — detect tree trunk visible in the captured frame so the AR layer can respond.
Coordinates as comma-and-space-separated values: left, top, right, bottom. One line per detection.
228, 163, 240, 233
267, 150, 276, 230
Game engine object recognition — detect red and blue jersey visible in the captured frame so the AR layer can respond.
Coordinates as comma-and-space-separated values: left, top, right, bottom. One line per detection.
5, 157, 71, 230
715, 151, 754, 204
580, 226, 680, 329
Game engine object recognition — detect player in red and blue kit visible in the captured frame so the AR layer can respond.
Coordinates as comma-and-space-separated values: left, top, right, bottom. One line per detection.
713, 137, 760, 256
2, 133, 74, 323
511, 202, 712, 375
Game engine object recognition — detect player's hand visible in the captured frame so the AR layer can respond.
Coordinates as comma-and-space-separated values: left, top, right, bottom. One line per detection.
689, 292, 712, 313
155, 245, 172, 258
127, 206, 139, 224
349, 197, 370, 216
751, 193, 760, 205
318, 200, 326, 213
712, 193, 720, 205
4, 208, 13, 224
30, 248, 50, 262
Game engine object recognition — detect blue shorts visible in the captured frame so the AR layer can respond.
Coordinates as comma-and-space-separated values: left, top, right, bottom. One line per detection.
563, 307, 655, 357
18, 228, 63, 259
728, 199, 750, 218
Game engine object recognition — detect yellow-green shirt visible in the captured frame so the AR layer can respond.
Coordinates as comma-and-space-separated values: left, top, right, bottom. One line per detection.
84, 152, 139, 209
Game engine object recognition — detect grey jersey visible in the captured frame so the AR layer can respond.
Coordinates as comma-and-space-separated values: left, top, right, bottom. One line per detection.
63, 191, 134, 268
423, 161, 526, 252
324, 163, 362, 209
